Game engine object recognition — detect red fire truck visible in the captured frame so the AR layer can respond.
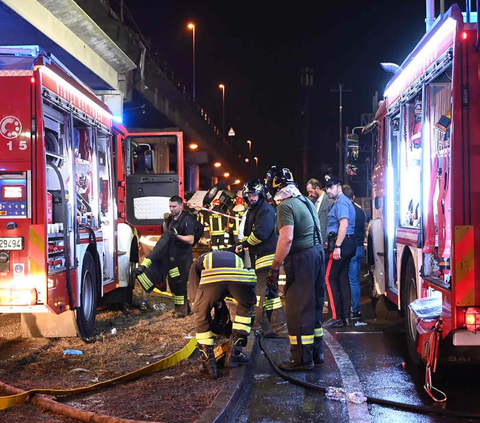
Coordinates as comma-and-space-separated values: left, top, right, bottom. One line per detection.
0, 45, 183, 339
352, 5, 480, 372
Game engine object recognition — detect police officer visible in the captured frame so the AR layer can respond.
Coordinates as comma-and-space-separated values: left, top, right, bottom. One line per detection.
265, 166, 325, 371
189, 250, 257, 378
237, 180, 286, 335
323, 176, 357, 328
166, 195, 195, 318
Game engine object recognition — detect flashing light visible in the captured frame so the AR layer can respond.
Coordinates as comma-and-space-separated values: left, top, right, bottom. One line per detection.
223, 172, 230, 177
462, 31, 468, 40
0, 287, 37, 306
189, 143, 199, 150
384, 17, 456, 102
30, 77, 35, 84
214, 162, 221, 168
113, 115, 123, 124
465, 307, 480, 332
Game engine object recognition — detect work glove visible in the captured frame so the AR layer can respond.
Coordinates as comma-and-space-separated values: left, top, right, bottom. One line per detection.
266, 267, 280, 291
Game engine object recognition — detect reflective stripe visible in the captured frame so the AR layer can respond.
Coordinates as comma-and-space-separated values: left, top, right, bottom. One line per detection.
314, 327, 324, 337
141, 258, 152, 268
197, 338, 215, 346
232, 322, 251, 333
174, 296, 185, 305
202, 268, 254, 276
169, 267, 180, 278
209, 215, 224, 235
256, 295, 261, 307
196, 331, 213, 340
200, 275, 256, 284
205, 252, 213, 270
301, 335, 314, 345
235, 315, 251, 324
138, 273, 152, 289
255, 254, 275, 270
289, 335, 298, 345
265, 297, 282, 311
247, 232, 262, 246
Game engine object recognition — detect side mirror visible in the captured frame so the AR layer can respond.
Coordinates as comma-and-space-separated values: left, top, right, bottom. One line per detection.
345, 133, 359, 162
362, 120, 378, 135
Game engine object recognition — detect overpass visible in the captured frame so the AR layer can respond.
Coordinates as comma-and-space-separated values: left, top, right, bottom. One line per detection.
0, 0, 252, 190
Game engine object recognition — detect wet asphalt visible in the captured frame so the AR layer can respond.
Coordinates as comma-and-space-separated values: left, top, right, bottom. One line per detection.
234, 285, 480, 423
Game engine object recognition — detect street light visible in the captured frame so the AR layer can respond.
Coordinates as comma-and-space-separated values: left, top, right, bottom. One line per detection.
214, 162, 222, 168
187, 23, 196, 100
247, 139, 252, 156
219, 84, 225, 144
234, 179, 241, 185
223, 172, 230, 177
189, 143, 198, 150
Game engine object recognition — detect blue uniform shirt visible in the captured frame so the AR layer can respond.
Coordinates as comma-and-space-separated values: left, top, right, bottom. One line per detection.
326, 193, 356, 235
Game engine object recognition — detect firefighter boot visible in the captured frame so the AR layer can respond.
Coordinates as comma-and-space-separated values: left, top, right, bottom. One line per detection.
226, 335, 252, 367
198, 344, 218, 379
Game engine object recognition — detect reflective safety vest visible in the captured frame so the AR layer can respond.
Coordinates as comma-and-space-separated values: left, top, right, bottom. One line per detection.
209, 214, 225, 236
200, 251, 256, 285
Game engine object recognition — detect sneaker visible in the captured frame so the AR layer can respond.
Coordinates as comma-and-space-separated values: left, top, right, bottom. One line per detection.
278, 360, 314, 371
228, 351, 252, 367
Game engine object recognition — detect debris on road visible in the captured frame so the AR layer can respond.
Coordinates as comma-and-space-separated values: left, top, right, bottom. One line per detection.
63, 349, 83, 355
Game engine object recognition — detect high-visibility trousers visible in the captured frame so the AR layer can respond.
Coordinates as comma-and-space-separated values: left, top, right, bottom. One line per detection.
284, 244, 325, 364
168, 254, 193, 316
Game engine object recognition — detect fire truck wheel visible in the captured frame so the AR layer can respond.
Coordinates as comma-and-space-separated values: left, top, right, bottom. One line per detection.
403, 257, 421, 365
369, 268, 401, 320
76, 251, 98, 339
125, 261, 136, 305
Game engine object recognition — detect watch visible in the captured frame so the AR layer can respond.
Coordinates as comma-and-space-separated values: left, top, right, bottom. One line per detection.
335, 244, 342, 249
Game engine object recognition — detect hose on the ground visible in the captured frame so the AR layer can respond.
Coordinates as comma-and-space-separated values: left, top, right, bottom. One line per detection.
258, 334, 480, 419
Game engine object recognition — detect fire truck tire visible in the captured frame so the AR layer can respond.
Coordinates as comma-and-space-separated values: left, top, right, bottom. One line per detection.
76, 252, 98, 339
403, 257, 421, 365
125, 261, 136, 305
369, 268, 401, 320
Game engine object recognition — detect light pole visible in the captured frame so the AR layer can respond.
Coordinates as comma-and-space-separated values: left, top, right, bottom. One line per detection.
219, 84, 225, 144
247, 139, 252, 157
187, 23, 196, 100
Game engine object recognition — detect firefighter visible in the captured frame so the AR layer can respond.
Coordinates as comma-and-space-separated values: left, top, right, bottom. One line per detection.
265, 166, 325, 371
189, 250, 257, 378
323, 175, 357, 328
236, 180, 286, 335
165, 195, 195, 318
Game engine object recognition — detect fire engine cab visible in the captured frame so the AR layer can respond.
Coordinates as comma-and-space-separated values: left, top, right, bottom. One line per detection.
350, 5, 480, 373
0, 45, 183, 339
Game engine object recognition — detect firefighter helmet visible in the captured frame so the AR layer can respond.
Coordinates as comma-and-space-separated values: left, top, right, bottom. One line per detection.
264, 166, 295, 197
242, 179, 265, 202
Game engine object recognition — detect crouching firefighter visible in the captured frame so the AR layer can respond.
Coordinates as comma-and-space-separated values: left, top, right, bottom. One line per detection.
237, 179, 286, 335
189, 250, 257, 378
135, 231, 171, 293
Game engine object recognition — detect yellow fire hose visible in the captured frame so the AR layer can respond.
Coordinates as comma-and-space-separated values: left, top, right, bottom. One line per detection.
0, 337, 197, 410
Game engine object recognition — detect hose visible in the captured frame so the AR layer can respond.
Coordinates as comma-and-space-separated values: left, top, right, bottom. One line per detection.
258, 334, 480, 419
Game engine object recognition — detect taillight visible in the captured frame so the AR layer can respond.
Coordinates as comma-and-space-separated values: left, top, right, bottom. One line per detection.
465, 307, 480, 332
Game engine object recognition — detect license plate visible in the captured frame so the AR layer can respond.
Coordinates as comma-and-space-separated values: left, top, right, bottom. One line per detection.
0, 237, 23, 250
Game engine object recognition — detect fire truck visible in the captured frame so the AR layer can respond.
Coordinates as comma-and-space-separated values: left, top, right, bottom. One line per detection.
351, 4, 480, 370
0, 45, 183, 339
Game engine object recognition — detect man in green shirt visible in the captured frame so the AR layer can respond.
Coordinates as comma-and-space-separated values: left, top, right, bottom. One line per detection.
265, 166, 325, 371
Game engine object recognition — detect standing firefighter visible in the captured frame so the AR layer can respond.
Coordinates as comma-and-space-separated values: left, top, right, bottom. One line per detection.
265, 166, 325, 371
166, 196, 195, 318
237, 180, 286, 335
189, 250, 256, 378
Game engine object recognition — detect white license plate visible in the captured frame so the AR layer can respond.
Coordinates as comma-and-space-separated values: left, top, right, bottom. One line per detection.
0, 237, 23, 250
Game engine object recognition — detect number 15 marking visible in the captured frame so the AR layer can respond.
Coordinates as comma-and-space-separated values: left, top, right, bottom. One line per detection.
6, 140, 27, 150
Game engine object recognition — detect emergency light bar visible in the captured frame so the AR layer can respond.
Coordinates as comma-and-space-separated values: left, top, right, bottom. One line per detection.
384, 17, 457, 104
0, 45, 40, 57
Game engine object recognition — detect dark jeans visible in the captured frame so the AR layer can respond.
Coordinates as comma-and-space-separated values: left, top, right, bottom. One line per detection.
325, 236, 356, 321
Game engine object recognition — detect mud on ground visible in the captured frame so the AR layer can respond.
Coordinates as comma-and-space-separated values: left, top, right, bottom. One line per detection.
0, 286, 230, 423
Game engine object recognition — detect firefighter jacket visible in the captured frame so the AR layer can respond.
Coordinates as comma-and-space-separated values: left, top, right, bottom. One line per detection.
188, 250, 256, 302
241, 198, 277, 269
137, 231, 170, 293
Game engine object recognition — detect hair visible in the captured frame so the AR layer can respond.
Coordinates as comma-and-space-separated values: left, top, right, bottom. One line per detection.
169, 195, 184, 205
307, 178, 322, 190
342, 185, 355, 200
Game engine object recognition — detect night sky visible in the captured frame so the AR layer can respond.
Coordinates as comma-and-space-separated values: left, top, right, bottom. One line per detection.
125, 0, 462, 186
